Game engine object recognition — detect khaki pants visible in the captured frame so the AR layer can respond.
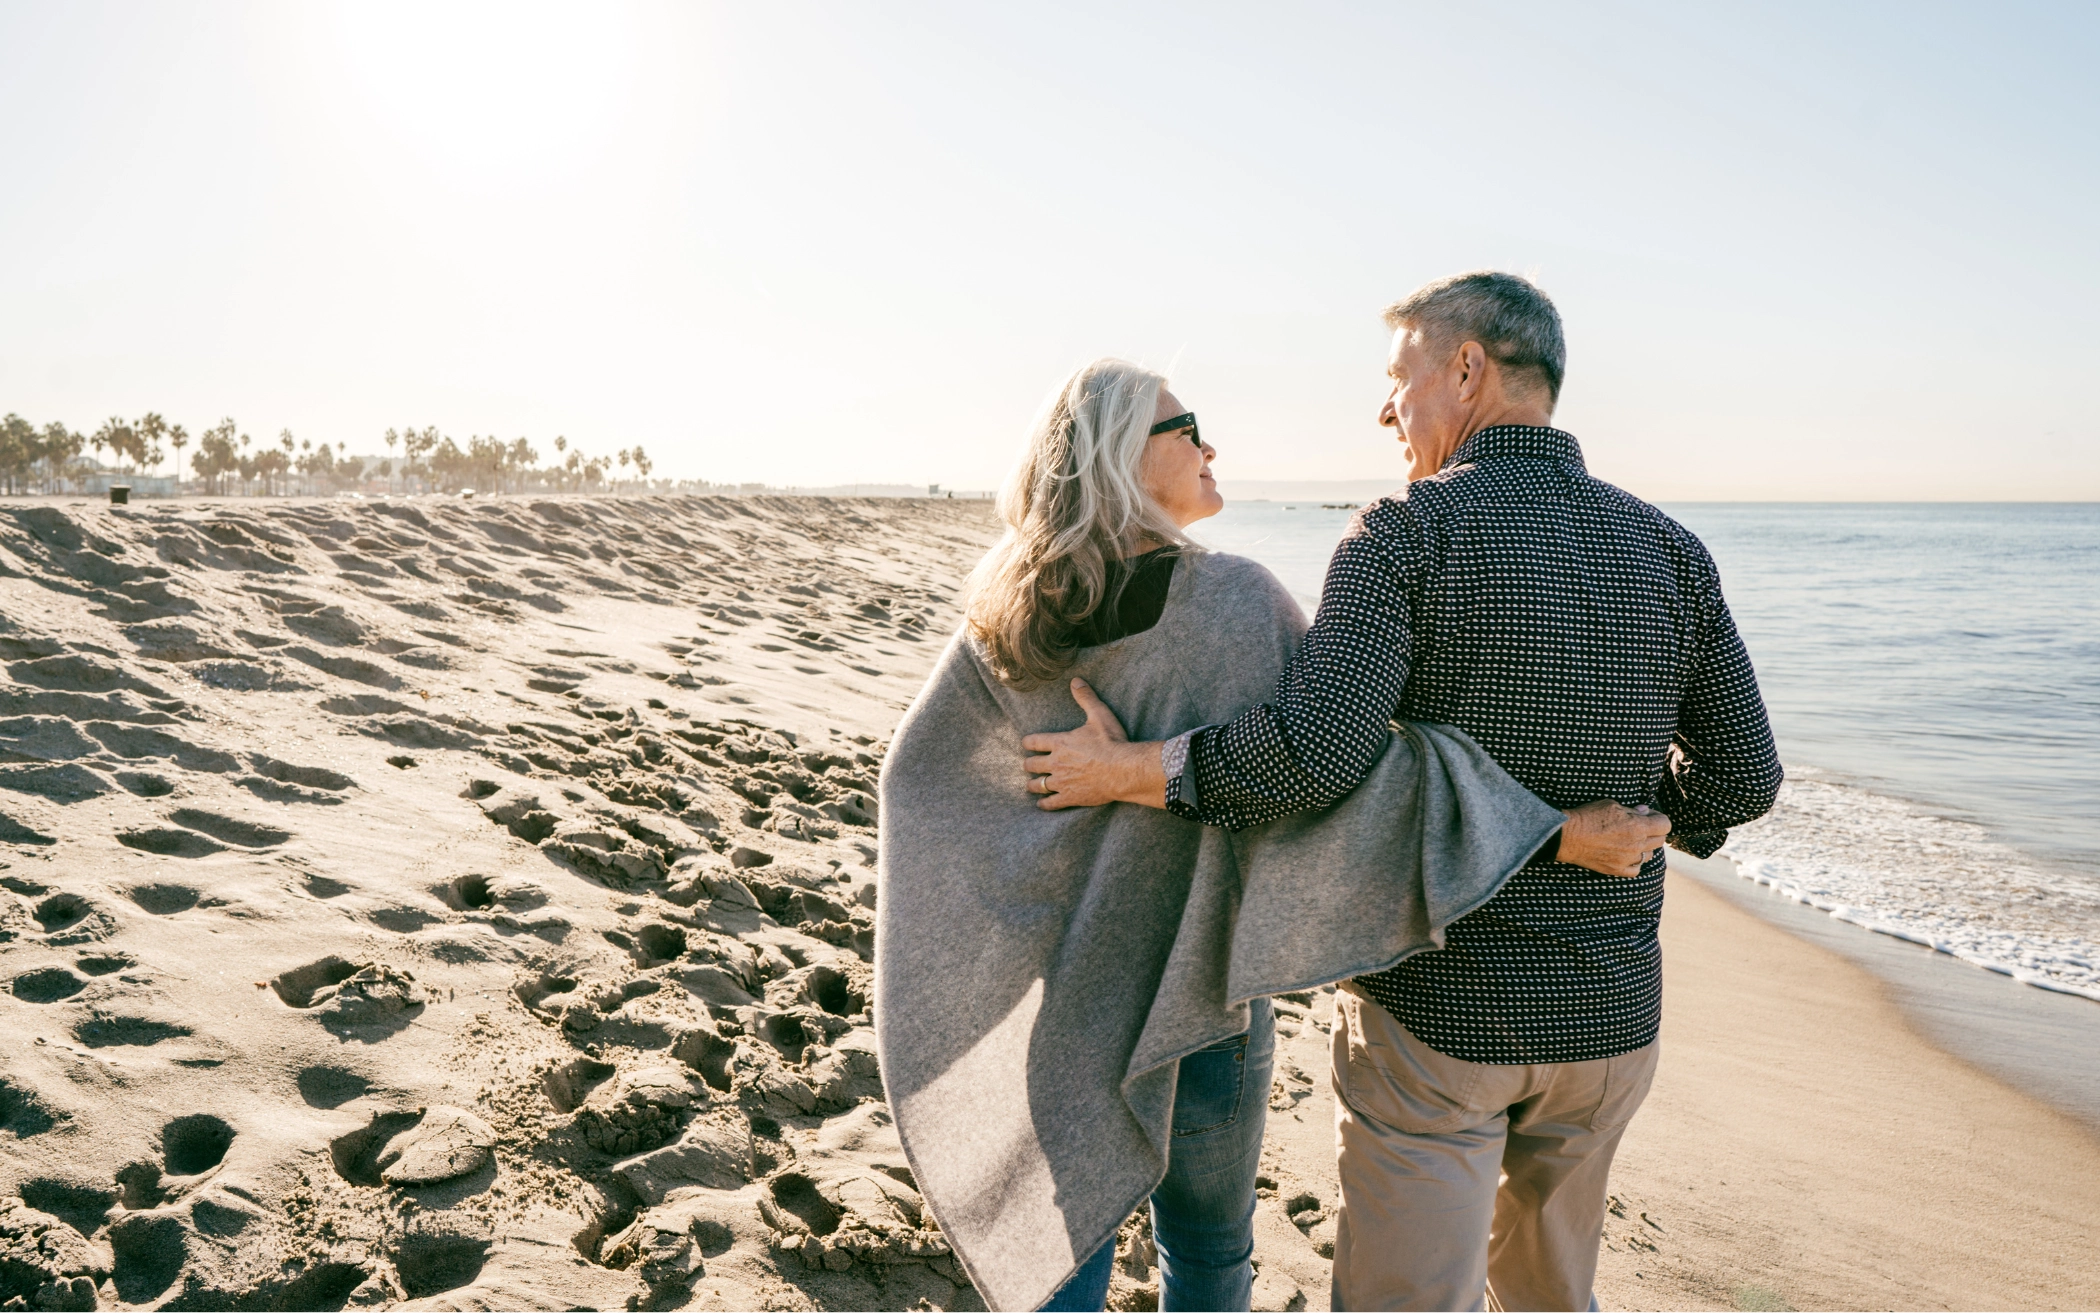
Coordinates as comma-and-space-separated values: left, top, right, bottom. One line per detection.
1328, 985, 1658, 1312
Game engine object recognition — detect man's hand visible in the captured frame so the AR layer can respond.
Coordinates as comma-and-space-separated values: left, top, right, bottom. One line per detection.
1556, 800, 1672, 877
1020, 679, 1167, 810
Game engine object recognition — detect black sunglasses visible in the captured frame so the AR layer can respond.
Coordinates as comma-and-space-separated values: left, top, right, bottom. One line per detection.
1149, 412, 1202, 447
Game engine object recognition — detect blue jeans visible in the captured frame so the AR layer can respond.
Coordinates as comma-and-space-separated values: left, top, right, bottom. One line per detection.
1044, 997, 1276, 1312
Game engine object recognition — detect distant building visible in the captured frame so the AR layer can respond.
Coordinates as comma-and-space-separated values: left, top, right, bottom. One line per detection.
75, 471, 179, 497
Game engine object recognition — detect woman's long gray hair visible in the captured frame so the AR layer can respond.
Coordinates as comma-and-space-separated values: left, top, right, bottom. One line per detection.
966, 358, 1193, 687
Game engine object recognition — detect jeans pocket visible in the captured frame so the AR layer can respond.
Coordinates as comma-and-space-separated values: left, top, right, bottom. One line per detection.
1171, 1033, 1249, 1138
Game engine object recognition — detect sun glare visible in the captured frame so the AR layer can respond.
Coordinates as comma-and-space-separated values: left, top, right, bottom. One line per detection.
323, 0, 638, 186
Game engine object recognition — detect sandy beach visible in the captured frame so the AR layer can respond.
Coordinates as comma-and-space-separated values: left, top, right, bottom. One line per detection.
2, 493, 2095, 1312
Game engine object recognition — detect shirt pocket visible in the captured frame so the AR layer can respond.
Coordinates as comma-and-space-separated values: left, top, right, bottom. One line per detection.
1338, 990, 1483, 1136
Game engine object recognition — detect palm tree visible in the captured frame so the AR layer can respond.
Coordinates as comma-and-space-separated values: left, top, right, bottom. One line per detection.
40, 423, 80, 493
92, 417, 143, 476
136, 413, 167, 477
168, 425, 189, 492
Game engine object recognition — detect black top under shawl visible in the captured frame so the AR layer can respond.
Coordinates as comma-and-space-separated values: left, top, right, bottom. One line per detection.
1070, 548, 1179, 648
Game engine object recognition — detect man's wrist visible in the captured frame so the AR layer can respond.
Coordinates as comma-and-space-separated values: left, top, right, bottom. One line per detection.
1124, 740, 1167, 808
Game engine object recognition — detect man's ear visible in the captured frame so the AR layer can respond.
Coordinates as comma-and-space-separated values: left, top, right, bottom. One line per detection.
1454, 341, 1488, 403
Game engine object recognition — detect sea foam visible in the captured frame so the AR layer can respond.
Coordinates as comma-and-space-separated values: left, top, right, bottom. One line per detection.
1719, 768, 2100, 1003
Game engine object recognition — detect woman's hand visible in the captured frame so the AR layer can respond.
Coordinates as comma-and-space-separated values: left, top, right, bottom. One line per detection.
1021, 679, 1167, 809
1557, 800, 1673, 877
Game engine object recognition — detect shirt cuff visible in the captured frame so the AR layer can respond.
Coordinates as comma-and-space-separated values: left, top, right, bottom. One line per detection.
1161, 728, 1203, 812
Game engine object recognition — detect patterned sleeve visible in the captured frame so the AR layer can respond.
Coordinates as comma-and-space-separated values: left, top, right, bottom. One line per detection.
1657, 553, 1784, 856
1169, 508, 1423, 830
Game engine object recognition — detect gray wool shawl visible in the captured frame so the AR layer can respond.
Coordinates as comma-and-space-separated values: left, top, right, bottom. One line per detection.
874, 552, 1563, 1311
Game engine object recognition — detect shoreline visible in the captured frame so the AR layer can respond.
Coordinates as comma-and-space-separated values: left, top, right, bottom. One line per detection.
1590, 868, 2100, 1311
1673, 850, 2100, 1136
1250, 866, 2100, 1313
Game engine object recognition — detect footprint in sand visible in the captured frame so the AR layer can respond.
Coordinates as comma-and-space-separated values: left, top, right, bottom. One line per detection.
34, 892, 114, 943
7, 652, 167, 698
285, 646, 405, 691
0, 809, 56, 845
366, 905, 441, 933
603, 922, 687, 970
295, 1065, 372, 1109
436, 873, 494, 910
0, 762, 112, 804
115, 809, 291, 859
0, 1077, 59, 1137
281, 607, 366, 647
113, 771, 176, 797
84, 724, 239, 774
391, 1229, 490, 1300
163, 808, 291, 848
117, 828, 225, 858
160, 1113, 236, 1176
541, 1056, 617, 1113
237, 754, 355, 805
328, 1106, 495, 1188
72, 1014, 192, 1048
18, 1178, 114, 1237
108, 1212, 187, 1304
269, 956, 425, 1029
125, 883, 200, 915
10, 966, 87, 1003
268, 956, 363, 1009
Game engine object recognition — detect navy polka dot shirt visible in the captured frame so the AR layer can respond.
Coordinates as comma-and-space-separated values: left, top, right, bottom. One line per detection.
1169, 425, 1781, 1064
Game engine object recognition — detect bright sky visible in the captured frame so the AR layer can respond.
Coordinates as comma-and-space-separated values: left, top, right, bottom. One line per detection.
2, 1, 2094, 499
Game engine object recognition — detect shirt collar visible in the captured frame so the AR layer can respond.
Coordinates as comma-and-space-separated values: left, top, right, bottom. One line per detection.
1442, 424, 1585, 473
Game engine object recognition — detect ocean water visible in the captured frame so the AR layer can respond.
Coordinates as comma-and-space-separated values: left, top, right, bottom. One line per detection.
1193, 500, 2100, 1001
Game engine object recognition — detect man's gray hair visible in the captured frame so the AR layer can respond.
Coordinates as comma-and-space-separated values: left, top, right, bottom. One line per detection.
1382, 271, 1566, 404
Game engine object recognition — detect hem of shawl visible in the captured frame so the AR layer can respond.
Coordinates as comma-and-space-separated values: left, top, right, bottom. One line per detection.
1212, 789, 1564, 1016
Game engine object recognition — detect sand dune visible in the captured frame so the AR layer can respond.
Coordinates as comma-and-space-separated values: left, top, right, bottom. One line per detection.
0, 494, 1009, 1311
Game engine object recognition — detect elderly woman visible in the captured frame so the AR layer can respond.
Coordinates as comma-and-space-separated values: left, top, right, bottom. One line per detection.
875, 359, 1656, 1312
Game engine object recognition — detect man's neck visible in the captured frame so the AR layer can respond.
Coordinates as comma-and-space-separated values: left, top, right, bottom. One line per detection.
1410, 405, 1558, 480
1463, 401, 1555, 439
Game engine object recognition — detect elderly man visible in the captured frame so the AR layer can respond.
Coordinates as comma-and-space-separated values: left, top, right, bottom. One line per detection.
1024, 271, 1782, 1311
